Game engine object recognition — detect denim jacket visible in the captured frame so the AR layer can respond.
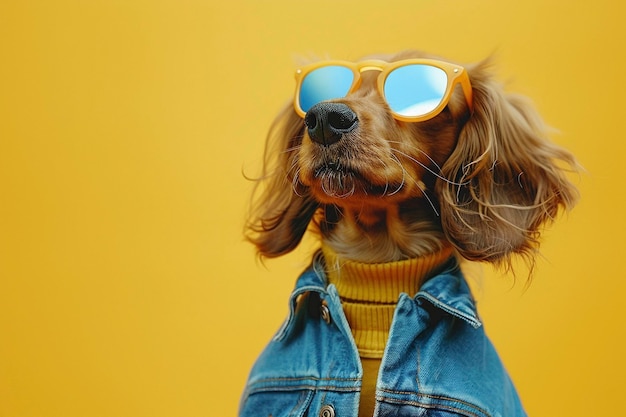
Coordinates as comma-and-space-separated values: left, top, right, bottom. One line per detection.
239, 256, 527, 417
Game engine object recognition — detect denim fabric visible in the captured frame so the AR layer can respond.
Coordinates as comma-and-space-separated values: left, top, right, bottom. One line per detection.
239, 256, 526, 417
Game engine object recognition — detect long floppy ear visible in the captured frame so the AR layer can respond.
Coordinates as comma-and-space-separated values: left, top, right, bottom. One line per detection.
245, 104, 319, 258
437, 59, 579, 268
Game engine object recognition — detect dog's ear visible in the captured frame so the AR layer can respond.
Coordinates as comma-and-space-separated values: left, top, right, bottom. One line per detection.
245, 105, 319, 258
437, 59, 579, 268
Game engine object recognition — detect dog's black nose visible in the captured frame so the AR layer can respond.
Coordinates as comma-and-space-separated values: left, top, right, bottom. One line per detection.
304, 102, 358, 146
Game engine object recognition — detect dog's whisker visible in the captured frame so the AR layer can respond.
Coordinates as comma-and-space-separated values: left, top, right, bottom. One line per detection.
417, 182, 439, 217
413, 176, 440, 217
391, 148, 469, 187
281, 136, 304, 154
387, 153, 407, 197
318, 171, 357, 199
373, 155, 394, 197
290, 168, 308, 197
387, 152, 440, 216
287, 159, 299, 177
386, 140, 447, 175
388, 140, 446, 174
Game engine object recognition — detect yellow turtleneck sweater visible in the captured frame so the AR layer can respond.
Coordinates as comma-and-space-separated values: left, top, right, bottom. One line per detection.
322, 244, 454, 417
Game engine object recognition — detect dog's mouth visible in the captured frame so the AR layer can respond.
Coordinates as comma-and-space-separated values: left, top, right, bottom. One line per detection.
314, 160, 348, 178
311, 161, 402, 200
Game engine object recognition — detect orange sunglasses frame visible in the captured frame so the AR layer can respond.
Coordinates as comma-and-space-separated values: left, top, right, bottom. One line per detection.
294, 58, 473, 122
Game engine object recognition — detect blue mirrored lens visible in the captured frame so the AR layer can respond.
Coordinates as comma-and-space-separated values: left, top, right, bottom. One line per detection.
299, 66, 354, 112
384, 65, 447, 117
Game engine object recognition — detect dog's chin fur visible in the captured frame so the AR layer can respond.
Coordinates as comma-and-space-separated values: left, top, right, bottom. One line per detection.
246, 50, 579, 272
319, 202, 448, 263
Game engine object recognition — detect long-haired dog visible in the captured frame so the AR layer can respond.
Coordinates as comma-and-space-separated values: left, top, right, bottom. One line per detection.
239, 50, 578, 417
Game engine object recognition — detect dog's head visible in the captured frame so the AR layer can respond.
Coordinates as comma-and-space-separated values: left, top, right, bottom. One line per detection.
246, 50, 578, 268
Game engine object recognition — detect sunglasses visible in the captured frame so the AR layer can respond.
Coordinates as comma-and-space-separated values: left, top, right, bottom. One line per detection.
294, 59, 473, 122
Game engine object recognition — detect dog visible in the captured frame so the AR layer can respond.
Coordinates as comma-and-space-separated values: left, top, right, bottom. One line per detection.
239, 50, 578, 417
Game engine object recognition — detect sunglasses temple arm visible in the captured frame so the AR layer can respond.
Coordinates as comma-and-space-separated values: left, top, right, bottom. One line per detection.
459, 72, 474, 113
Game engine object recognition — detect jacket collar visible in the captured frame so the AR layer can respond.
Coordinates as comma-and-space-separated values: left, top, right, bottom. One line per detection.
282, 253, 482, 332
415, 261, 482, 329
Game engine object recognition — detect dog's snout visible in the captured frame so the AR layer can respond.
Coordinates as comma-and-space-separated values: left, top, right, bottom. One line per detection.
304, 102, 358, 146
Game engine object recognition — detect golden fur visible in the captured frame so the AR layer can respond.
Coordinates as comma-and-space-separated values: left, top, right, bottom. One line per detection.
245, 50, 578, 271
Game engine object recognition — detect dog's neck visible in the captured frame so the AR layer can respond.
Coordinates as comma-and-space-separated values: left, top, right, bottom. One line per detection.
320, 201, 447, 264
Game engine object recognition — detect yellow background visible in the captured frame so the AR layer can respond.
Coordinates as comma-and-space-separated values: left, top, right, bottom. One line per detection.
1, 1, 624, 416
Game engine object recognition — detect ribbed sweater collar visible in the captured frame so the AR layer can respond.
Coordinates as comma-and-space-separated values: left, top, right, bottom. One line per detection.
322, 244, 454, 358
